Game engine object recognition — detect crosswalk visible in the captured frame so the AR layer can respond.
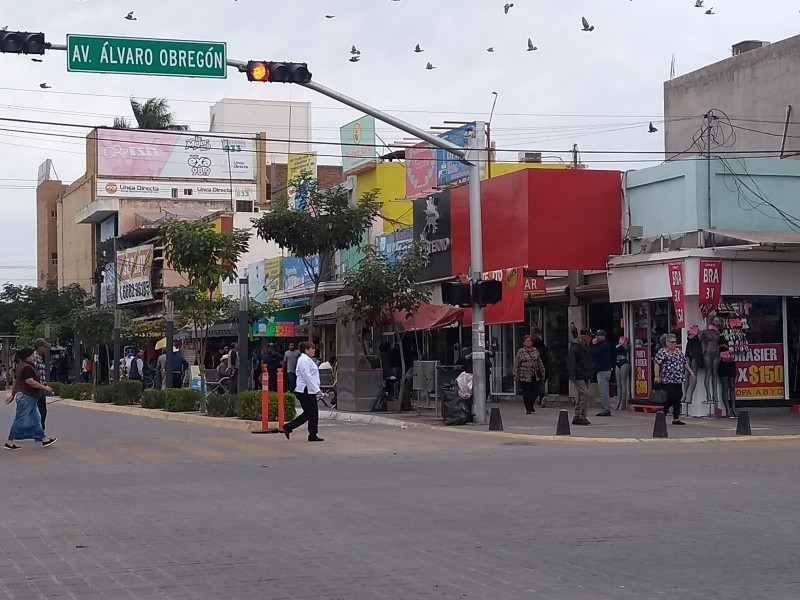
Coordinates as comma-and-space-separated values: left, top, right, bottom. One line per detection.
2, 423, 503, 469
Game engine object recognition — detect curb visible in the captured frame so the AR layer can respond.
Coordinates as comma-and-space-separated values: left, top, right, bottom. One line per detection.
318, 410, 421, 428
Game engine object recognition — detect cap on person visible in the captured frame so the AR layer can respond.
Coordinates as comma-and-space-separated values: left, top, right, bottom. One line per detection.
16, 348, 35, 361
579, 328, 592, 336
596, 329, 607, 337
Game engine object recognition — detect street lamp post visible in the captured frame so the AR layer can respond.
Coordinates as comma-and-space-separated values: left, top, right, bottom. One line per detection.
112, 310, 121, 382
238, 278, 250, 393
165, 299, 174, 389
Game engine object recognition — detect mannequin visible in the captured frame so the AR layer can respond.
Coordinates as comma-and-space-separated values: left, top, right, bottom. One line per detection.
683, 325, 702, 404
698, 322, 722, 408
615, 337, 631, 410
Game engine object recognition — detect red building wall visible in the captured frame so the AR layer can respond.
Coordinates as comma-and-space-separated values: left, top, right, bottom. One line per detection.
450, 169, 622, 274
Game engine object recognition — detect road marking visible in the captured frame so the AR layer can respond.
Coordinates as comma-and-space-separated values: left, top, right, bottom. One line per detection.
153, 438, 229, 461
114, 440, 172, 462
199, 434, 302, 459
58, 441, 117, 465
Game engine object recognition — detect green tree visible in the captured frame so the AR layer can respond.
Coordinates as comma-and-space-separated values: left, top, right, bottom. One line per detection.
0, 282, 89, 344
113, 97, 189, 130
72, 306, 130, 386
253, 177, 381, 340
341, 241, 431, 408
159, 219, 250, 367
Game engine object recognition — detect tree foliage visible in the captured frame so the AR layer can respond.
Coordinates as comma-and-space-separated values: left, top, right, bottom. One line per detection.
253, 178, 381, 338
113, 97, 189, 130
0, 282, 89, 343
72, 306, 131, 385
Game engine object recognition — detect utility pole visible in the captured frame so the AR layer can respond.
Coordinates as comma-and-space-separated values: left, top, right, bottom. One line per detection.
238, 277, 250, 393
467, 131, 487, 424
164, 298, 174, 389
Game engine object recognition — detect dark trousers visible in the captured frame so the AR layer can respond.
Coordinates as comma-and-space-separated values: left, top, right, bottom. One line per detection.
287, 372, 297, 393
268, 369, 278, 393
37, 395, 47, 432
520, 380, 537, 412
172, 372, 184, 388
536, 375, 548, 402
286, 388, 319, 437
663, 382, 683, 419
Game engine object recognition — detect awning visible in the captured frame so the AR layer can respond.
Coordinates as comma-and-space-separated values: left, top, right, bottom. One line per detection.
175, 323, 237, 340
312, 295, 353, 318
394, 303, 466, 331
574, 283, 609, 299
710, 229, 800, 247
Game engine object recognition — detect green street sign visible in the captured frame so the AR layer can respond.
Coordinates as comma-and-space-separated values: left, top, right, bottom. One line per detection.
66, 34, 227, 79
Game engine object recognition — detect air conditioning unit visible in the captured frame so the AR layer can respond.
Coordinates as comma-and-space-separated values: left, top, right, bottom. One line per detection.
518, 152, 542, 164
235, 200, 255, 213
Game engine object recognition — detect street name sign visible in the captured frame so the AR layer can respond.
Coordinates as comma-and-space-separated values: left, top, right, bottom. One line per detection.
66, 34, 227, 78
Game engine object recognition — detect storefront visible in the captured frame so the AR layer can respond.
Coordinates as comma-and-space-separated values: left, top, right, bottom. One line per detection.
609, 247, 800, 409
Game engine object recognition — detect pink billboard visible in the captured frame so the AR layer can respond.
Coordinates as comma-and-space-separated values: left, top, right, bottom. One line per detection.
95, 129, 256, 180
406, 142, 438, 198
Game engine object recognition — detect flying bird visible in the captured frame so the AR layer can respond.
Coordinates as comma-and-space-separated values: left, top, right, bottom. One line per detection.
414, 44, 424, 53
350, 45, 361, 55
426, 62, 437, 70
486, 47, 495, 53
705, 7, 714, 14
694, 0, 704, 7
527, 38, 537, 51
503, 3, 514, 14
124, 11, 137, 20
648, 122, 658, 133
581, 17, 595, 31
39, 83, 51, 89
325, 14, 335, 18
349, 56, 360, 63
31, 58, 43, 62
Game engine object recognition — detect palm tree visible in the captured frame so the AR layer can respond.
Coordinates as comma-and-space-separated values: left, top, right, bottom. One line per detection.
113, 97, 189, 130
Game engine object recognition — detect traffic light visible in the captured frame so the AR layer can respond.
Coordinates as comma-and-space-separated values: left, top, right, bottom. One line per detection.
245, 61, 312, 84
474, 280, 502, 306
441, 281, 471, 307
0, 31, 46, 55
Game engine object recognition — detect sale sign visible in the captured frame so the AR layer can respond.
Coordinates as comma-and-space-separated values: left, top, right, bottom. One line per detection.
633, 345, 650, 399
735, 343, 785, 399
699, 258, 723, 317
668, 261, 685, 329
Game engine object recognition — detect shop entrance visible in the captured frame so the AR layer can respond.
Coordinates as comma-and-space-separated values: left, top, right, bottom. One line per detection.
788, 298, 800, 400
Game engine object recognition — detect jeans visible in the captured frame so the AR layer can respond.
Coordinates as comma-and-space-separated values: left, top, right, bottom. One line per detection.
37, 395, 47, 433
8, 393, 45, 441
596, 370, 612, 412
573, 379, 591, 419
286, 387, 319, 438
520, 380, 537, 412
720, 376, 737, 417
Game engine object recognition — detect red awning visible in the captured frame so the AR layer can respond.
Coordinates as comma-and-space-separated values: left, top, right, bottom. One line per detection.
394, 303, 466, 331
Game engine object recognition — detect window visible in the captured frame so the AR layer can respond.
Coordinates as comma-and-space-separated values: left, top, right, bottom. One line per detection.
171, 188, 178, 199
50, 253, 58, 266
183, 188, 193, 196
50, 209, 57, 219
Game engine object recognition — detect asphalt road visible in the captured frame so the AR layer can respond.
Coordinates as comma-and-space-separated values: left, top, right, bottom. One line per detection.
1, 403, 799, 600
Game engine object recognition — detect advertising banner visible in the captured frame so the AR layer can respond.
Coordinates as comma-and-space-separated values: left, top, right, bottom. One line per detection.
633, 345, 650, 399
484, 267, 525, 326
255, 321, 297, 338
340, 115, 377, 174
524, 276, 547, 296
287, 152, 318, 211
116, 244, 154, 305
699, 258, 723, 317
406, 142, 438, 198
413, 191, 452, 281
735, 343, 785, 399
668, 260, 686, 329
281, 256, 320, 293
263, 256, 283, 297
437, 121, 486, 187
376, 228, 413, 265
96, 179, 257, 201
96, 130, 256, 180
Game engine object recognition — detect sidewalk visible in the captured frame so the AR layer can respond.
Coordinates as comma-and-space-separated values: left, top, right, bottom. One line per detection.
323, 396, 800, 440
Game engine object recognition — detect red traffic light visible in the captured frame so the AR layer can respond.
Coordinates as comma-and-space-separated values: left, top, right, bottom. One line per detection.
246, 61, 270, 82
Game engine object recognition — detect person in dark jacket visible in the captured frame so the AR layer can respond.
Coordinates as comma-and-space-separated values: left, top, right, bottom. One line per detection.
567, 329, 594, 425
589, 329, 614, 417
531, 328, 550, 407
262, 344, 283, 392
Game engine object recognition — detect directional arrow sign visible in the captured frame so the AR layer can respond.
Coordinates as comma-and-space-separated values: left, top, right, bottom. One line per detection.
67, 34, 227, 78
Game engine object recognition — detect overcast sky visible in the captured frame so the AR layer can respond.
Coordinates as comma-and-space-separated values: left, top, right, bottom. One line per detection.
2, 0, 799, 286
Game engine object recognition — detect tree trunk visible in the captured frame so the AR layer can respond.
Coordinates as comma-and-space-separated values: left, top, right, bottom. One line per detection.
395, 326, 405, 414
307, 277, 321, 343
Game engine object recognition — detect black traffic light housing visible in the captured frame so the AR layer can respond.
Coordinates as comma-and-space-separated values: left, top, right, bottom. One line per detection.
0, 31, 46, 55
441, 281, 471, 307
245, 60, 312, 84
474, 280, 503, 306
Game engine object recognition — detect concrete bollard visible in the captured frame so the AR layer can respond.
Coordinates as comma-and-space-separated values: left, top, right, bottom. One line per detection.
736, 409, 752, 436
488, 407, 504, 431
556, 409, 571, 436
653, 411, 669, 438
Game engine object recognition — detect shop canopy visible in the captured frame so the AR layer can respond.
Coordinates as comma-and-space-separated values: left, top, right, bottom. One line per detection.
394, 303, 467, 332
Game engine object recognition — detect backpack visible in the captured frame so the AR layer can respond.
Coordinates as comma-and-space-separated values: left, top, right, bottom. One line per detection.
129, 358, 142, 381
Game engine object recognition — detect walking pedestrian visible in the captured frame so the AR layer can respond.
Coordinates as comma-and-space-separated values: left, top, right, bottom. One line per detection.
590, 329, 614, 417
283, 343, 301, 392
283, 341, 325, 442
530, 328, 550, 407
615, 337, 631, 411
653, 334, 695, 425
5, 348, 57, 450
263, 344, 282, 392
567, 329, 594, 426
228, 342, 240, 393
513, 335, 546, 414
32, 338, 50, 433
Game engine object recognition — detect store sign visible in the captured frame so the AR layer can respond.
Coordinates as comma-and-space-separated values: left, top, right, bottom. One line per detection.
281, 256, 320, 292
436, 122, 486, 187
256, 322, 296, 338
340, 115, 377, 174
735, 343, 785, 399
633, 345, 650, 399
116, 244, 154, 305
96, 130, 256, 180
668, 261, 686, 329
287, 152, 318, 211
96, 179, 257, 201
524, 276, 547, 296
406, 142, 438, 198
699, 258, 723, 317
377, 228, 413, 265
